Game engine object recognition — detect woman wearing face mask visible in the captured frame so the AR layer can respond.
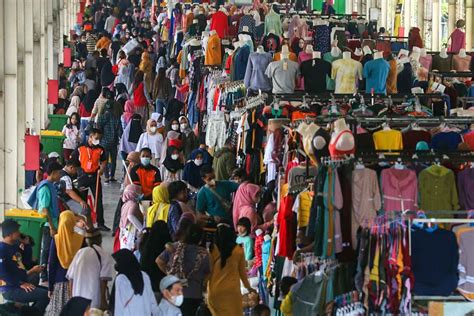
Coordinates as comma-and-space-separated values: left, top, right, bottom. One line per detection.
135, 119, 164, 164
232, 182, 261, 233
179, 116, 198, 160
160, 146, 184, 183
110, 249, 159, 316
182, 149, 206, 190
169, 118, 181, 134
118, 184, 144, 251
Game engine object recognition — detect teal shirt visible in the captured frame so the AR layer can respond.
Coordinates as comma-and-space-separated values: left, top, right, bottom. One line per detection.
196, 181, 239, 219
323, 52, 341, 91
236, 235, 254, 260
363, 58, 390, 94
37, 186, 59, 228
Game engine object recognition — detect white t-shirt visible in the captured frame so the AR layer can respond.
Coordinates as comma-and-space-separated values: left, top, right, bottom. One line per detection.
136, 132, 164, 161
66, 245, 114, 309
114, 271, 159, 316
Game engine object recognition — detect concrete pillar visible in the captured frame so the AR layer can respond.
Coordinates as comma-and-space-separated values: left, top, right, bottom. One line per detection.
448, 0, 457, 35
58, 0, 64, 64
417, 0, 424, 35
33, 0, 43, 129
16, 0, 26, 195
431, 0, 440, 50
25, 0, 34, 125
467, 0, 474, 50
405, 0, 412, 31
0, 0, 5, 215
41, 0, 49, 127
2, 0, 20, 210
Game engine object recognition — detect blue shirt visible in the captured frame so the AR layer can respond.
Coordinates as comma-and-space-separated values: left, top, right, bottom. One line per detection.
363, 58, 390, 94
236, 235, 254, 260
0, 242, 28, 292
244, 52, 273, 92
196, 181, 239, 219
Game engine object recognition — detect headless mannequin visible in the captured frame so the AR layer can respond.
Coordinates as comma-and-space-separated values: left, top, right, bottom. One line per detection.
420, 48, 427, 57
305, 44, 314, 54
331, 47, 341, 57
312, 51, 321, 59
440, 47, 449, 58
209, 29, 217, 37
257, 45, 265, 53
342, 51, 351, 59
459, 48, 467, 58
362, 46, 372, 56
373, 51, 383, 59
330, 118, 355, 156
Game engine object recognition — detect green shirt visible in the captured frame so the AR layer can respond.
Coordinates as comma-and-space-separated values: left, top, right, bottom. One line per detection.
236, 235, 254, 260
38, 186, 59, 228
196, 181, 239, 219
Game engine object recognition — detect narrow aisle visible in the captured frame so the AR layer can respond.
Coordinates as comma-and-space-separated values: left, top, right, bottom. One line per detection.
101, 166, 124, 253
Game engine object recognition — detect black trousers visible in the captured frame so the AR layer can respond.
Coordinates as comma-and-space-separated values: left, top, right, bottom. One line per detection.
79, 173, 105, 226
181, 298, 202, 316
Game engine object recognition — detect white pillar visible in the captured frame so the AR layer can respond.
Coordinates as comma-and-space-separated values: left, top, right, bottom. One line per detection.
405, 0, 412, 31
448, 0, 457, 35
2, 0, 20, 210
432, 0, 440, 50
417, 0, 424, 35
467, 0, 473, 50
0, 0, 6, 215
16, 0, 26, 194
33, 0, 44, 129
58, 0, 64, 64
41, 0, 49, 127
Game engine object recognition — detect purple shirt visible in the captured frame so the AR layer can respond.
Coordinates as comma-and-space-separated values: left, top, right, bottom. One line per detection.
458, 168, 474, 210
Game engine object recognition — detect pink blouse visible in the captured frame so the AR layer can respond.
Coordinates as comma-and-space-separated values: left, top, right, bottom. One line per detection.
381, 168, 418, 212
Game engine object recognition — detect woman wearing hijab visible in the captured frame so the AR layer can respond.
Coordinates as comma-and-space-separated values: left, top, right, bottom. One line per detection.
120, 113, 143, 161
232, 182, 261, 233
45, 211, 84, 316
140, 220, 171, 291
146, 183, 170, 227
139, 51, 154, 93
135, 118, 165, 163
115, 82, 129, 110
59, 297, 91, 316
70, 85, 84, 100
66, 95, 81, 116
182, 149, 206, 190
179, 116, 198, 160
100, 60, 116, 88
121, 100, 135, 129
98, 100, 123, 183
161, 146, 184, 183
55, 89, 68, 114
110, 249, 158, 315
118, 184, 144, 251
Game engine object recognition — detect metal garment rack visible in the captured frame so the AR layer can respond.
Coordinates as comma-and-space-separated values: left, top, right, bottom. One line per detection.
429, 71, 474, 82
407, 216, 474, 314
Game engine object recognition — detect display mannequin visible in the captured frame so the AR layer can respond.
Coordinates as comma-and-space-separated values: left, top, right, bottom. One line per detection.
453, 48, 472, 71
419, 48, 432, 71
205, 29, 222, 66
363, 50, 390, 94
432, 47, 452, 72
331, 52, 363, 94
329, 118, 355, 158
265, 45, 300, 93
312, 51, 321, 59
331, 46, 341, 57
362, 46, 372, 56
323, 47, 342, 91
410, 47, 421, 62
210, 6, 229, 38
244, 45, 272, 92
257, 45, 265, 53
300, 48, 331, 93
275, 44, 298, 62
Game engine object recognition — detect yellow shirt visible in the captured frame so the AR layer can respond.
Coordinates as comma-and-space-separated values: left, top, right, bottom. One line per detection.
372, 129, 403, 152
280, 292, 293, 316
331, 58, 363, 94
205, 34, 222, 66
294, 191, 312, 228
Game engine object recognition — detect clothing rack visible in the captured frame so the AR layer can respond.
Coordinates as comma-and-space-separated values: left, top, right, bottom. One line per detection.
429, 71, 474, 81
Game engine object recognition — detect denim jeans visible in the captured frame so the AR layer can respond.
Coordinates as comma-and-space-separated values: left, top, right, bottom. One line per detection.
40, 226, 51, 282
155, 98, 167, 115
80, 118, 90, 145
2, 285, 50, 313
104, 146, 118, 179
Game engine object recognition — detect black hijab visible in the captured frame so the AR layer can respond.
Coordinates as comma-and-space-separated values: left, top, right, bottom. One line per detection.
163, 146, 184, 173
59, 297, 91, 316
82, 89, 99, 113
128, 114, 143, 143
115, 82, 128, 96
140, 221, 171, 291
110, 249, 144, 313
100, 61, 115, 87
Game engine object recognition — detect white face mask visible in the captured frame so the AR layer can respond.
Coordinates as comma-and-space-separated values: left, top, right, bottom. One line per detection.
171, 124, 179, 131
180, 123, 188, 131
92, 139, 100, 146
172, 294, 184, 306
149, 126, 157, 133
194, 159, 203, 166
171, 154, 179, 160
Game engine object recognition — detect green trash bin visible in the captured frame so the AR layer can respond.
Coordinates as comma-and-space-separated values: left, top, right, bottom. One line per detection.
5, 209, 47, 261
41, 130, 65, 155
48, 114, 68, 131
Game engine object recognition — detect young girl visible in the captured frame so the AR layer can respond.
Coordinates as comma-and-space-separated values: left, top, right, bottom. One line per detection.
62, 112, 81, 161
236, 217, 254, 261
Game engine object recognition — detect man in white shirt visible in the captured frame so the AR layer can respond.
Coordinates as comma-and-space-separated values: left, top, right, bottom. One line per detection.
104, 12, 116, 35
67, 229, 114, 310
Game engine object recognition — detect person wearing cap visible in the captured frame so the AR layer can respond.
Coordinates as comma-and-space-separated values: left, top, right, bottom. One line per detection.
0, 219, 49, 314
157, 275, 183, 316
27, 161, 63, 282
67, 229, 114, 310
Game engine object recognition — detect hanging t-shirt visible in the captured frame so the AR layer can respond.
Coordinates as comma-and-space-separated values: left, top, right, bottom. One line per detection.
323, 52, 341, 90
363, 58, 390, 94
431, 131, 463, 152
300, 58, 332, 93
265, 60, 300, 94
331, 58, 363, 94
372, 129, 403, 152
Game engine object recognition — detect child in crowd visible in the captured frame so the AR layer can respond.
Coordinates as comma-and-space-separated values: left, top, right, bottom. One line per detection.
252, 304, 271, 316
236, 217, 254, 262
62, 112, 81, 161
279, 276, 298, 316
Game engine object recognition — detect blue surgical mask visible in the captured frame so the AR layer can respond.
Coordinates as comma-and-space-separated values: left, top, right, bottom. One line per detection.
141, 157, 151, 166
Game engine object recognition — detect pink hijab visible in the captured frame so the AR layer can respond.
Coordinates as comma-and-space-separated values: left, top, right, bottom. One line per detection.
120, 184, 144, 228
232, 182, 261, 232
123, 100, 135, 125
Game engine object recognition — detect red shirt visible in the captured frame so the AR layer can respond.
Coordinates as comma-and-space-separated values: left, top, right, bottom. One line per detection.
133, 82, 148, 107
210, 11, 229, 39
